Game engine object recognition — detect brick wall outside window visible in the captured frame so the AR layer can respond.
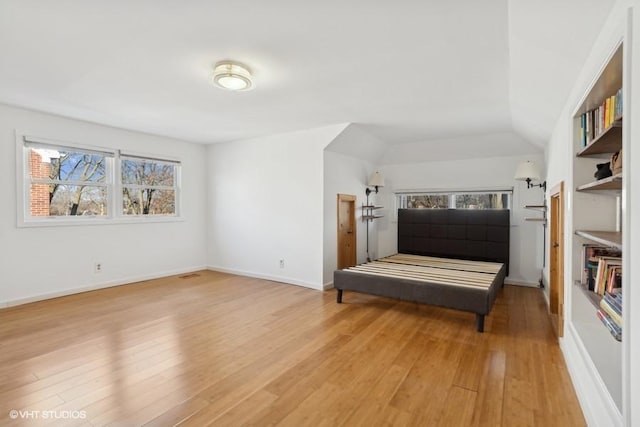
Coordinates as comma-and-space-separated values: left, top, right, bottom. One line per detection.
29, 150, 51, 216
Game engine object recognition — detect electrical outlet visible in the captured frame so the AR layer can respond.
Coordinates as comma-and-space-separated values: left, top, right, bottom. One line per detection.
279, 259, 285, 268
94, 262, 102, 273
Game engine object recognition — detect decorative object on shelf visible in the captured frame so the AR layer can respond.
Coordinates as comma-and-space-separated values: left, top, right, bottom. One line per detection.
514, 160, 546, 192
594, 161, 613, 180
611, 149, 623, 175
211, 60, 254, 91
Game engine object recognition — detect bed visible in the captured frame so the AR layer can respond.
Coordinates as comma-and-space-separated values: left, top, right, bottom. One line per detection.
333, 209, 510, 332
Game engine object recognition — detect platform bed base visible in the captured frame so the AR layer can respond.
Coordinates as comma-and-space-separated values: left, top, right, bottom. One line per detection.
334, 253, 506, 333
336, 288, 487, 332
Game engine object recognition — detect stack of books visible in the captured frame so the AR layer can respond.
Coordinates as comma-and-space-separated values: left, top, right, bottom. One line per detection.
594, 256, 622, 296
597, 291, 623, 341
581, 244, 622, 292
579, 88, 623, 148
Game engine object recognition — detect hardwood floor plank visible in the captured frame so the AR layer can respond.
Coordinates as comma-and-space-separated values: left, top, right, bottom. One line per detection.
0, 271, 586, 426
142, 397, 209, 427
438, 385, 478, 426
469, 350, 506, 427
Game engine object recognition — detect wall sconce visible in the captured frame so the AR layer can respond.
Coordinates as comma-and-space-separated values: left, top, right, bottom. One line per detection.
514, 160, 546, 192
365, 171, 385, 196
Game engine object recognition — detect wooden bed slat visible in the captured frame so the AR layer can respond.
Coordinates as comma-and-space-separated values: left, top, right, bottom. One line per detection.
343, 268, 491, 289
364, 261, 495, 282
380, 254, 502, 274
342, 253, 503, 289
346, 266, 492, 288
349, 266, 493, 286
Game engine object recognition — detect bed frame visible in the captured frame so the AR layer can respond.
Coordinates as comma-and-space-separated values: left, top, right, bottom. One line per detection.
333, 209, 510, 332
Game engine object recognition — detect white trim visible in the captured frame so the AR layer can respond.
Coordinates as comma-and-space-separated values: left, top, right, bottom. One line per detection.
207, 265, 323, 291
0, 265, 207, 309
17, 215, 185, 228
121, 151, 181, 165
394, 186, 514, 194
504, 278, 539, 287
22, 134, 117, 156
323, 281, 334, 290
561, 324, 623, 427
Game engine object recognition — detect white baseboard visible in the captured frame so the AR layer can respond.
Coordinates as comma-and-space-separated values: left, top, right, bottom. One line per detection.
207, 265, 322, 291
0, 265, 208, 309
561, 323, 622, 427
504, 278, 539, 287
323, 281, 334, 290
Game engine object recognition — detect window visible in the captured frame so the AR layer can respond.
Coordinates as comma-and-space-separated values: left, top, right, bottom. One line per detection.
454, 193, 510, 209
19, 134, 181, 225
396, 190, 512, 212
25, 141, 112, 218
121, 156, 178, 216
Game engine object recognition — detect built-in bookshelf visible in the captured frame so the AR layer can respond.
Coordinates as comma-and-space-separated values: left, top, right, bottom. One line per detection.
571, 43, 624, 411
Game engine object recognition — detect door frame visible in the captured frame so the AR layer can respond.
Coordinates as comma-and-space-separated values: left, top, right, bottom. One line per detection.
337, 194, 357, 270
549, 181, 565, 337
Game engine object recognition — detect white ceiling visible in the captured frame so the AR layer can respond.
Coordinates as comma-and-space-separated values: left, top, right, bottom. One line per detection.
0, 0, 616, 155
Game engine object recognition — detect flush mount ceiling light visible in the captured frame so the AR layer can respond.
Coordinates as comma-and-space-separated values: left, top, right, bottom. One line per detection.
211, 60, 254, 91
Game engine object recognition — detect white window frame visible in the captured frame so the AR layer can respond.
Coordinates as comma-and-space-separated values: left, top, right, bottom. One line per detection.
119, 152, 182, 218
16, 131, 182, 227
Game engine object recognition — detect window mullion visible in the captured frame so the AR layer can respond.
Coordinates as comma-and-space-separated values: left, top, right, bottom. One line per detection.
113, 153, 120, 218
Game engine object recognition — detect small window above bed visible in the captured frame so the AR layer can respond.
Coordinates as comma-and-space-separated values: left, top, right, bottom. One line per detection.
396, 190, 512, 211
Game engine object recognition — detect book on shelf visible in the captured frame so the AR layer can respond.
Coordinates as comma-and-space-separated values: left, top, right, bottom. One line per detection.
600, 298, 622, 328
604, 292, 622, 315
578, 88, 623, 147
597, 309, 622, 341
606, 265, 622, 294
595, 256, 622, 295
581, 244, 622, 289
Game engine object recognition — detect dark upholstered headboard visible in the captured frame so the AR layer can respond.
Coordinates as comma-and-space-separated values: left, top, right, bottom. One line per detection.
398, 209, 510, 274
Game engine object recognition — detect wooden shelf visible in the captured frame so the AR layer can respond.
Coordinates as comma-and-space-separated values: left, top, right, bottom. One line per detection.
577, 119, 622, 156
575, 280, 602, 309
361, 205, 383, 210
576, 45, 623, 115
362, 215, 383, 221
525, 218, 547, 222
524, 204, 546, 210
575, 230, 622, 250
576, 173, 622, 191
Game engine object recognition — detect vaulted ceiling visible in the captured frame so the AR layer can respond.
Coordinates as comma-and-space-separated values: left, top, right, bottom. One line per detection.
0, 0, 616, 159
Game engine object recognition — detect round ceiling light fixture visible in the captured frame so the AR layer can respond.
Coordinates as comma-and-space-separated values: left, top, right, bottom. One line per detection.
211, 60, 254, 91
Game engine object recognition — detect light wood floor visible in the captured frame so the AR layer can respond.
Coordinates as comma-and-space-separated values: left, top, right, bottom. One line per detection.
0, 271, 585, 426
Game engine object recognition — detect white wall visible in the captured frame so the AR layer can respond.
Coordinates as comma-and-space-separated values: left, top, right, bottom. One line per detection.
0, 104, 208, 307
375, 154, 545, 286
207, 124, 347, 290
322, 150, 376, 286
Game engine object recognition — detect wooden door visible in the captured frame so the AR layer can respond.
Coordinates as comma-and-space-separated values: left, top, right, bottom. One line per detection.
337, 194, 357, 269
549, 182, 565, 337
